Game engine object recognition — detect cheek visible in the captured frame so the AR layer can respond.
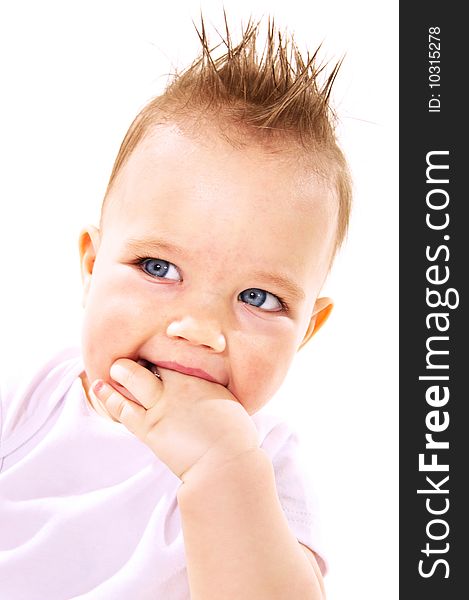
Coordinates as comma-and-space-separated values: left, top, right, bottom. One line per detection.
86, 265, 159, 321
230, 326, 298, 414
81, 270, 159, 370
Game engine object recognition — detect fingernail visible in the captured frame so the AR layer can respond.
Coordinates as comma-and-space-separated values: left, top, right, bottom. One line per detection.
92, 380, 105, 396
110, 363, 126, 381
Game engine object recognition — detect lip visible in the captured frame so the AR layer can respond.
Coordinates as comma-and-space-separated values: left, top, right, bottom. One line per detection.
155, 361, 223, 385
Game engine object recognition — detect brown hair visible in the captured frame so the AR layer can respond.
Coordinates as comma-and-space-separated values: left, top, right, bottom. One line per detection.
103, 16, 352, 256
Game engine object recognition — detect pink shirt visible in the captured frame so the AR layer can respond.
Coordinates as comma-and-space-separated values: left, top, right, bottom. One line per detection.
0, 347, 326, 599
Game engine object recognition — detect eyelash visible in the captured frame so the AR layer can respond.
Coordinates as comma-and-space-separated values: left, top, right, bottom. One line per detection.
134, 255, 181, 280
132, 255, 289, 312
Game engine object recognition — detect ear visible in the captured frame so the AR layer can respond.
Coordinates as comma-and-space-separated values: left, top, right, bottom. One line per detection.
78, 225, 101, 307
298, 297, 333, 350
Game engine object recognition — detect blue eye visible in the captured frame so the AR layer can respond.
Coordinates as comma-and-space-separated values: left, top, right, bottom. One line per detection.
140, 258, 181, 281
238, 288, 283, 311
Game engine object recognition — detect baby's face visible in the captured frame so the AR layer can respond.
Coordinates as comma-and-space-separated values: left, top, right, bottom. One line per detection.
79, 124, 337, 415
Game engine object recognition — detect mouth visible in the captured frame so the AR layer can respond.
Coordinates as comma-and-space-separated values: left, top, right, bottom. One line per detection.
137, 359, 162, 379
161, 361, 221, 383
139, 359, 223, 385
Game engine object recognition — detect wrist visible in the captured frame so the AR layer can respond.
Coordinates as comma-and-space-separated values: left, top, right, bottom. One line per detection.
177, 446, 273, 508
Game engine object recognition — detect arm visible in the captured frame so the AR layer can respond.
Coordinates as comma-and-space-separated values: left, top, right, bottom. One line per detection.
94, 360, 325, 599
177, 447, 325, 600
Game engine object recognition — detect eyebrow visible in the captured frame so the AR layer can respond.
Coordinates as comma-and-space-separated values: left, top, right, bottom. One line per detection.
125, 237, 305, 301
250, 270, 306, 302
125, 237, 187, 257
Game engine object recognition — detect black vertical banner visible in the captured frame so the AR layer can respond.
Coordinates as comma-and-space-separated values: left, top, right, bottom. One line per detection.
400, 3, 467, 597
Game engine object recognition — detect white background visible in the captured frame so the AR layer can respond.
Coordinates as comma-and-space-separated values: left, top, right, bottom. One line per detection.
0, 1, 398, 598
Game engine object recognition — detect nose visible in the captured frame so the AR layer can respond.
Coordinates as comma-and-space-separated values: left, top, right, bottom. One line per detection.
166, 316, 226, 353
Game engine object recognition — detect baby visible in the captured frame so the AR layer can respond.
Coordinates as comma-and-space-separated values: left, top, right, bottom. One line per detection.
0, 17, 351, 600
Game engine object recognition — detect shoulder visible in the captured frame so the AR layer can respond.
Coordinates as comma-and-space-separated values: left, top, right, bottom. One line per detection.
252, 408, 302, 466
253, 408, 328, 576
0, 347, 83, 457
253, 409, 310, 505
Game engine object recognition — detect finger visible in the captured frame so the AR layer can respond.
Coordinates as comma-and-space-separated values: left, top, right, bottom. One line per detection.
155, 365, 233, 399
110, 358, 162, 410
92, 380, 147, 436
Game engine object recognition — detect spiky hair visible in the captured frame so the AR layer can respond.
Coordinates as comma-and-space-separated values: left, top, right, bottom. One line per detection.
104, 15, 352, 255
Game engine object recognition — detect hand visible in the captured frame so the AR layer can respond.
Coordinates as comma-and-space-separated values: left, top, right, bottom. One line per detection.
91, 359, 260, 482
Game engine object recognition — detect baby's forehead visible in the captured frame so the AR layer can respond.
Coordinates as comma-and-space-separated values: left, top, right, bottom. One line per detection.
102, 121, 339, 246
129, 113, 331, 173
